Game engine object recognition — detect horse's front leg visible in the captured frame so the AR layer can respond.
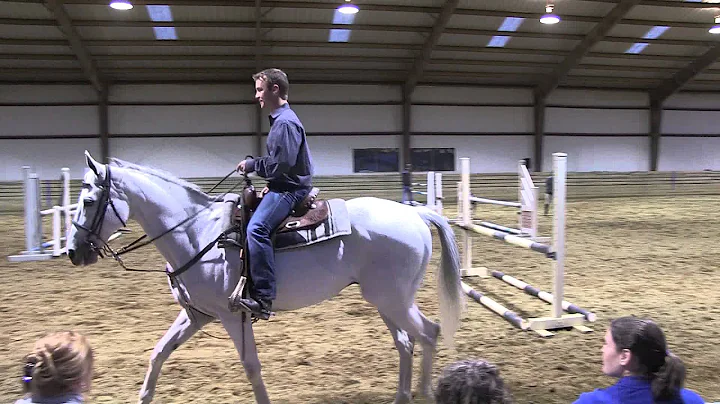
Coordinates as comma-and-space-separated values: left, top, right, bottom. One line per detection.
220, 314, 271, 404
138, 308, 213, 404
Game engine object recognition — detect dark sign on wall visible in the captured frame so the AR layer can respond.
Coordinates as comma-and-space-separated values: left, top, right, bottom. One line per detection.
353, 148, 400, 173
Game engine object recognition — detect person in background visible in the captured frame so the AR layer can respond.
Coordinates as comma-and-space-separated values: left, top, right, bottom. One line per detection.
15, 331, 94, 404
434, 359, 513, 404
574, 316, 705, 404
544, 174, 553, 216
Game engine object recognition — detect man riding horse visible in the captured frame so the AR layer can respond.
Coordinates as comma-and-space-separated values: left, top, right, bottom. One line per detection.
229, 68, 314, 319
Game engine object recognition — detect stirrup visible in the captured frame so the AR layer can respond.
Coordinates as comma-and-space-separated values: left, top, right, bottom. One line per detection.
228, 276, 247, 311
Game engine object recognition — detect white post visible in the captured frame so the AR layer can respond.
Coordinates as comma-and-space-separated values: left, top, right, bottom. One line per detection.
27, 173, 42, 253
461, 158, 472, 273
518, 159, 538, 239
52, 206, 62, 256
62, 168, 71, 250
434, 172, 443, 214
21, 167, 34, 253
456, 181, 462, 223
426, 171, 435, 212
552, 152, 567, 319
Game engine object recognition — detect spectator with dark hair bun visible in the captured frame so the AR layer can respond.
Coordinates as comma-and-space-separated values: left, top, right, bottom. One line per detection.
15, 331, 94, 404
435, 359, 513, 404
574, 316, 704, 404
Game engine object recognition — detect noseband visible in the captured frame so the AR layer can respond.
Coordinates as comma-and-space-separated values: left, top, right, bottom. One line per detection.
72, 166, 128, 261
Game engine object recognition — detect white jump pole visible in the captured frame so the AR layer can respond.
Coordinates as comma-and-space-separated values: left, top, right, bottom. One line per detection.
552, 152, 567, 319
434, 172, 443, 215
426, 171, 436, 212
518, 159, 538, 239
459, 158, 484, 277
62, 168, 71, 252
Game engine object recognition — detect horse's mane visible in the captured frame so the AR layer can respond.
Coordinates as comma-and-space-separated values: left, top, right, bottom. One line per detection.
109, 157, 212, 200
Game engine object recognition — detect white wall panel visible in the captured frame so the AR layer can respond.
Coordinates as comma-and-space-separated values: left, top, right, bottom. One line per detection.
110, 84, 251, 103
109, 105, 255, 135
288, 105, 401, 133
412, 106, 532, 133
547, 89, 648, 107
411, 86, 532, 104
291, 84, 401, 102
0, 106, 98, 137
110, 136, 254, 178
0, 84, 96, 103
661, 110, 720, 134
664, 93, 720, 109
309, 135, 399, 175
546, 108, 648, 134
658, 137, 720, 171
0, 138, 101, 181
413, 135, 533, 173
544, 136, 649, 172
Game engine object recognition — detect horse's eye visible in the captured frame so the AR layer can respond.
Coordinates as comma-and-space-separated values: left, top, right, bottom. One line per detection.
83, 198, 95, 206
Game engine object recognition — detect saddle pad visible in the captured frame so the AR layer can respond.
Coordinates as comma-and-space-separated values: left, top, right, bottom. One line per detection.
274, 198, 351, 251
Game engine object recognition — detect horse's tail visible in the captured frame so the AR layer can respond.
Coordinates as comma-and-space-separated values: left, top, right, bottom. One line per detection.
415, 206, 465, 348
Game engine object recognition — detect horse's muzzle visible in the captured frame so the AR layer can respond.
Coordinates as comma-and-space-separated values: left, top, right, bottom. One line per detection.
68, 246, 98, 266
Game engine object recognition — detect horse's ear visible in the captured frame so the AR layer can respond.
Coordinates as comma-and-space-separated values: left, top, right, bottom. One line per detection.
85, 150, 106, 180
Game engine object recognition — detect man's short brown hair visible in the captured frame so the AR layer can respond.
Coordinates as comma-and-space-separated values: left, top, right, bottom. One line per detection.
252, 68, 289, 100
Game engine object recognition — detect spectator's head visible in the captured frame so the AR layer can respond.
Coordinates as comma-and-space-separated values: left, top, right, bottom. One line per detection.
603, 316, 686, 401
435, 359, 513, 404
21, 331, 94, 399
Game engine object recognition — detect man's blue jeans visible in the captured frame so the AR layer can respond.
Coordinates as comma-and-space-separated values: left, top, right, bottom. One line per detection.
246, 188, 308, 301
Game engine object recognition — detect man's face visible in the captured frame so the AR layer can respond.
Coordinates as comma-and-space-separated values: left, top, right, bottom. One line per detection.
255, 78, 279, 109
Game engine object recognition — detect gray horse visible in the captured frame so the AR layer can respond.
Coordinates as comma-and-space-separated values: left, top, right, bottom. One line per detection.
66, 151, 465, 404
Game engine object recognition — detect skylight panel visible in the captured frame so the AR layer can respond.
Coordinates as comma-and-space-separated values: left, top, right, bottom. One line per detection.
625, 43, 648, 54
328, 9, 356, 43
498, 17, 524, 32
329, 29, 351, 42
147, 5, 173, 21
642, 26, 669, 40
487, 36, 511, 48
146, 5, 177, 41
153, 27, 178, 40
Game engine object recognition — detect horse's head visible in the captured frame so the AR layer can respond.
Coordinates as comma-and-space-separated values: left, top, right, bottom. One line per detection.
67, 151, 130, 266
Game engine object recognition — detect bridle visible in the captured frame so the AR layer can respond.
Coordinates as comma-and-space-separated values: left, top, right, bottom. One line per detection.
71, 165, 130, 265
72, 164, 245, 275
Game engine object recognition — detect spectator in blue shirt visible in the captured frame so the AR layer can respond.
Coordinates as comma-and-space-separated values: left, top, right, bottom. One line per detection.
229, 68, 314, 320
574, 316, 704, 404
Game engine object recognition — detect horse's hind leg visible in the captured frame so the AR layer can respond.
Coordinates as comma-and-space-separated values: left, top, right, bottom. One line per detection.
219, 315, 270, 404
379, 304, 440, 399
379, 312, 415, 404
138, 308, 213, 404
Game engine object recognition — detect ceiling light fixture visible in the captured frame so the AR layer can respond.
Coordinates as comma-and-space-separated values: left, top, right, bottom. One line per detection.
710, 15, 720, 34
540, 3, 560, 25
338, 0, 359, 15
109, 0, 133, 10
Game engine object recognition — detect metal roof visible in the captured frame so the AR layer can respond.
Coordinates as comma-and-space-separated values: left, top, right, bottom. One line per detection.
3, 0, 720, 101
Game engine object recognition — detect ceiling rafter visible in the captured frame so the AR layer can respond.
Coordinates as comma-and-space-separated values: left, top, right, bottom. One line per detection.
2, 37, 714, 59
18, 0, 720, 11
535, 0, 642, 100
8, 53, 700, 74
1, 14, 715, 30
404, 0, 460, 96
649, 43, 720, 103
42, 0, 103, 92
